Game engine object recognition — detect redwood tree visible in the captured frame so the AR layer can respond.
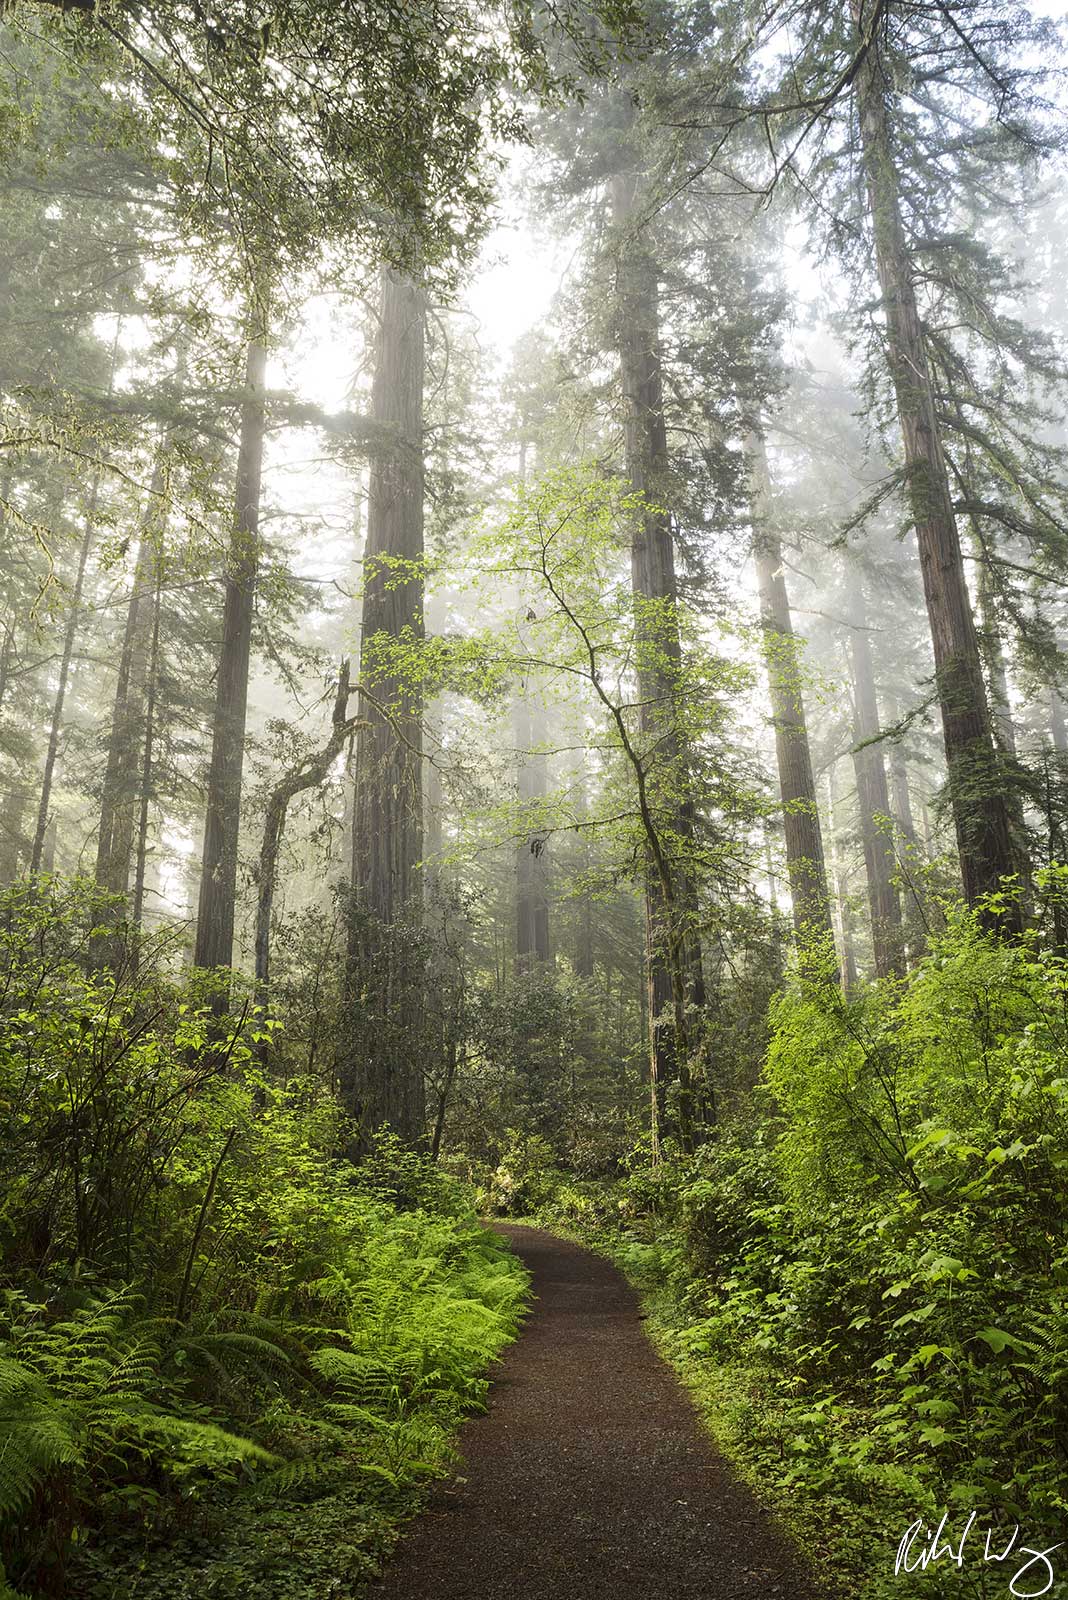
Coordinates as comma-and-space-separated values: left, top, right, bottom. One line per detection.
845, 570, 903, 978
343, 268, 427, 1144
748, 430, 834, 946
849, 5, 1020, 920
193, 302, 268, 973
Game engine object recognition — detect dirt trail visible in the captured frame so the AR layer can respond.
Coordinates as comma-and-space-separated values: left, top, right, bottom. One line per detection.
371, 1224, 821, 1599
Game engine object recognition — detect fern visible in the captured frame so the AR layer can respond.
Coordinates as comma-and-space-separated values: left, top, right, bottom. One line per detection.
0, 1293, 278, 1525
0, 1355, 82, 1517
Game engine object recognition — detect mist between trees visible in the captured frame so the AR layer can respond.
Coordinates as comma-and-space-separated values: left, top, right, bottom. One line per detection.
3, 1, 1068, 1597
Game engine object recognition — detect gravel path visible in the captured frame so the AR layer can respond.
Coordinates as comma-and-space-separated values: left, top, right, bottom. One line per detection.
371, 1224, 821, 1599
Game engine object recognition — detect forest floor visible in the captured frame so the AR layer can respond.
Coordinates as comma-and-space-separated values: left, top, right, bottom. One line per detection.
370, 1224, 822, 1599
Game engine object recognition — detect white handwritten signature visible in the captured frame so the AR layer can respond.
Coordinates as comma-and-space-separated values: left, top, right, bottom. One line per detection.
895, 1512, 1063, 1597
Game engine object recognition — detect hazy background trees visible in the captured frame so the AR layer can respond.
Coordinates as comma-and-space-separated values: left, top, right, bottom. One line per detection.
2, 0, 1068, 1161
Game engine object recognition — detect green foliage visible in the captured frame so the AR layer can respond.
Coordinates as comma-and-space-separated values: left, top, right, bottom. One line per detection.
0, 881, 528, 1597
524, 910, 1068, 1596
0, 1288, 272, 1529
473, 1130, 568, 1216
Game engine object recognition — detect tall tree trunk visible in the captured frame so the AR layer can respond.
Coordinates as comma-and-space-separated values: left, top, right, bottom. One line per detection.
887, 713, 919, 851
763, 817, 780, 914
748, 431, 834, 946
130, 559, 163, 944
30, 478, 99, 873
846, 574, 904, 977
344, 268, 426, 1145
0, 463, 19, 716
971, 528, 1031, 891
886, 702, 928, 962
31, 322, 120, 877
611, 165, 698, 1155
194, 299, 269, 973
825, 764, 859, 992
515, 687, 551, 970
972, 530, 1017, 758
852, 3, 1021, 924
95, 506, 158, 897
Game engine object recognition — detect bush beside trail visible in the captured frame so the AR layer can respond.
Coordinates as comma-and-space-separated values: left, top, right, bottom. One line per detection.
0, 879, 528, 1600
511, 911, 1068, 1597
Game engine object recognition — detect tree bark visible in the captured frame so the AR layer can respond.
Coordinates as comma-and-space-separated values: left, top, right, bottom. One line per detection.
194, 300, 268, 973
130, 558, 163, 944
344, 267, 426, 1144
610, 165, 699, 1155
852, 2, 1021, 924
748, 431, 834, 946
972, 530, 1017, 758
846, 575, 904, 977
825, 764, 859, 992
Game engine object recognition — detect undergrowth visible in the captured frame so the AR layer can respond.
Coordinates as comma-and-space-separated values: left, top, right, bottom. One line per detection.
506, 907, 1068, 1600
0, 879, 528, 1598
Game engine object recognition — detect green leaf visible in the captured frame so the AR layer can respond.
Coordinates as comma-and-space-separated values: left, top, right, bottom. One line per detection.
975, 1328, 1018, 1355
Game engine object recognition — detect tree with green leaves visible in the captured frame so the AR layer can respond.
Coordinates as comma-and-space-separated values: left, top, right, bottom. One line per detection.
681, 0, 1068, 922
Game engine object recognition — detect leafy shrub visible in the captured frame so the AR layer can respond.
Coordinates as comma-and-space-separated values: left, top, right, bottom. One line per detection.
0, 880, 528, 1597
476, 1130, 567, 1215
545, 910, 1068, 1596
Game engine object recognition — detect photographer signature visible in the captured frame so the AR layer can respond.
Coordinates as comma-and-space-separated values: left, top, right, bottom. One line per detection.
895, 1512, 1062, 1597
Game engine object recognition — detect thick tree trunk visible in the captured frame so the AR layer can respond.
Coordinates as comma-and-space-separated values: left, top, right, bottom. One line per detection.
194, 303, 268, 973
515, 688, 551, 970
846, 576, 904, 977
30, 480, 98, 873
852, 4, 1021, 923
344, 268, 426, 1145
748, 432, 834, 946
611, 166, 698, 1155
970, 528, 1031, 891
